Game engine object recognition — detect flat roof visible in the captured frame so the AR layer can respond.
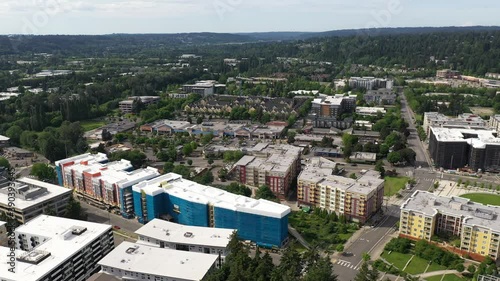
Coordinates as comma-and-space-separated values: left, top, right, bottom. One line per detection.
430, 127, 500, 148
0, 135, 9, 141
135, 219, 234, 248
0, 178, 71, 211
402, 191, 500, 233
98, 242, 217, 280
0, 215, 111, 281
97, 167, 160, 189
133, 173, 290, 219
55, 153, 108, 166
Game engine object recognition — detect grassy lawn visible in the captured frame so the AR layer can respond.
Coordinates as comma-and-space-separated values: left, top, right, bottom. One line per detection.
381, 251, 412, 270
426, 274, 464, 281
384, 177, 410, 196
426, 262, 447, 273
460, 193, 500, 206
404, 256, 431, 275
80, 120, 106, 131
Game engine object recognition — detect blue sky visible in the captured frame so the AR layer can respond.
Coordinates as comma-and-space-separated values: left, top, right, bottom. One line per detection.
0, 0, 499, 34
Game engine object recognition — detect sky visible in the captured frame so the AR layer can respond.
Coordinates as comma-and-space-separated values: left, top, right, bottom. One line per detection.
0, 0, 499, 35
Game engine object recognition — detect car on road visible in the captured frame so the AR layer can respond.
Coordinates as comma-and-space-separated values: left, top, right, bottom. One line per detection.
113, 225, 121, 230
350, 163, 357, 166
342, 252, 353, 257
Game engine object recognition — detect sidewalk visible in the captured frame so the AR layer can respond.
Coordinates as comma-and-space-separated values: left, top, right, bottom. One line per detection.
417, 270, 459, 278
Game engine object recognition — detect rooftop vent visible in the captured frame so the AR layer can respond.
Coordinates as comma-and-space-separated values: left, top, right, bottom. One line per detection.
126, 245, 139, 254
71, 227, 87, 235
184, 232, 194, 238
17, 250, 51, 265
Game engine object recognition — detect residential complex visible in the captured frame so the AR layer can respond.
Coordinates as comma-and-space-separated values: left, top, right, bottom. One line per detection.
55, 153, 161, 217
98, 242, 217, 281
429, 127, 500, 172
356, 107, 386, 116
364, 89, 397, 105
140, 119, 286, 139
132, 173, 291, 247
349, 77, 393, 90
310, 95, 356, 128
489, 115, 500, 134
423, 112, 488, 136
400, 191, 500, 261
182, 80, 217, 97
0, 177, 71, 223
0, 215, 114, 281
436, 69, 461, 79
232, 143, 302, 198
135, 219, 234, 265
119, 96, 160, 114
297, 159, 384, 223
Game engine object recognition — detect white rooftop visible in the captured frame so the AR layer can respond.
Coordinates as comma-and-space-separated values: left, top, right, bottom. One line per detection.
97, 167, 160, 189
55, 152, 108, 166
133, 173, 290, 219
0, 177, 71, 211
430, 127, 500, 148
0, 135, 9, 141
135, 219, 234, 248
0, 215, 111, 281
98, 242, 217, 281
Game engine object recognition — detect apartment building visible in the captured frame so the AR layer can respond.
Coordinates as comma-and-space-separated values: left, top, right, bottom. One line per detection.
98, 242, 217, 281
119, 96, 161, 114
400, 191, 500, 261
132, 173, 290, 248
55, 153, 160, 217
436, 69, 461, 79
349, 77, 393, 90
0, 215, 114, 281
0, 177, 71, 223
429, 127, 500, 172
356, 107, 386, 116
232, 144, 302, 198
182, 80, 216, 97
297, 159, 384, 223
423, 112, 488, 136
311, 95, 357, 128
364, 89, 397, 105
489, 115, 500, 134
135, 219, 234, 266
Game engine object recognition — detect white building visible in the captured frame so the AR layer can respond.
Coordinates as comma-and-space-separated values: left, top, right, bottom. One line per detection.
349, 77, 393, 90
489, 115, 500, 134
355, 107, 386, 116
182, 80, 216, 97
135, 219, 234, 266
0, 177, 72, 223
423, 112, 488, 136
0, 215, 114, 281
98, 242, 217, 281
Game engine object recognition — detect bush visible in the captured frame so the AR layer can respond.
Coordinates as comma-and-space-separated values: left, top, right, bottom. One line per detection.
384, 238, 412, 254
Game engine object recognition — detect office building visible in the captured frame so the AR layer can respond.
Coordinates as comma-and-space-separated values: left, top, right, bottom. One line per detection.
232, 144, 302, 198
400, 191, 500, 261
132, 173, 290, 247
98, 242, 217, 281
310, 95, 356, 128
135, 219, 234, 266
0, 215, 114, 281
119, 96, 160, 114
0, 177, 71, 223
423, 112, 488, 136
55, 153, 160, 217
349, 77, 393, 90
429, 127, 500, 172
182, 80, 216, 97
297, 162, 384, 223
364, 89, 397, 105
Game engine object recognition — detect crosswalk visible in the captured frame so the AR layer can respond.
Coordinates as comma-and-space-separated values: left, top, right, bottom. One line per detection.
336, 260, 359, 271
421, 178, 436, 182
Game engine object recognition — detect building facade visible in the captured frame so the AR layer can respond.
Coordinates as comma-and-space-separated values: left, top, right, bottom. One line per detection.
297, 162, 384, 223
429, 127, 500, 172
400, 191, 500, 261
0, 177, 71, 223
423, 112, 488, 136
349, 77, 393, 90
364, 89, 397, 105
0, 215, 114, 281
132, 173, 290, 248
119, 96, 160, 114
232, 144, 302, 198
310, 95, 356, 128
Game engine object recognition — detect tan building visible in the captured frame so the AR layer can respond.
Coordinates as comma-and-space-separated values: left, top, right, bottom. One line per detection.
400, 191, 500, 261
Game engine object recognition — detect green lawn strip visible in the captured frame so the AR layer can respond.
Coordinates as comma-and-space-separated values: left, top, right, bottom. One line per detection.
426, 274, 464, 281
404, 255, 431, 275
460, 193, 500, 206
80, 120, 106, 131
381, 251, 412, 270
384, 177, 410, 196
426, 262, 447, 273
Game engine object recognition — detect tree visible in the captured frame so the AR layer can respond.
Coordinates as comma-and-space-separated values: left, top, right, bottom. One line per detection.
187, 159, 193, 166
350, 173, 357, 179
197, 116, 203, 124
355, 261, 379, 281
30, 163, 56, 182
64, 197, 87, 221
387, 151, 402, 165
225, 182, 251, 197
336, 244, 344, 253
163, 162, 175, 174
208, 158, 214, 165
455, 263, 465, 272
303, 257, 337, 281
255, 185, 277, 201
6, 125, 23, 145
201, 133, 214, 145
109, 150, 147, 169
0, 157, 11, 170
467, 264, 476, 274
287, 131, 296, 144
172, 165, 191, 179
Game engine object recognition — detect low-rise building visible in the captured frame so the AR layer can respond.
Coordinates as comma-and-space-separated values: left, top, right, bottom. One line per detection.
132, 173, 290, 247
0, 135, 10, 147
119, 96, 160, 114
349, 152, 377, 164
354, 120, 373, 131
311, 147, 343, 158
298, 166, 384, 223
400, 191, 500, 261
0, 215, 114, 281
436, 69, 461, 79
135, 219, 234, 266
356, 107, 386, 116
233, 144, 302, 198
98, 242, 217, 281
0, 177, 72, 223
3, 147, 34, 158
183, 80, 216, 97
140, 120, 192, 134
349, 77, 393, 90
364, 89, 397, 105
